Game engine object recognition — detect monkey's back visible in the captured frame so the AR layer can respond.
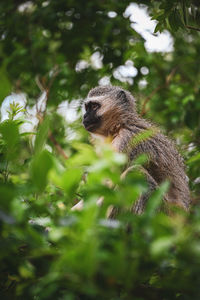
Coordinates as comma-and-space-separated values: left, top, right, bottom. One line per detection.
127, 127, 191, 210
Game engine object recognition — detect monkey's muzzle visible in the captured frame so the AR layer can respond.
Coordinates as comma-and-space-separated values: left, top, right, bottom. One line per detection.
82, 116, 101, 132
83, 120, 97, 132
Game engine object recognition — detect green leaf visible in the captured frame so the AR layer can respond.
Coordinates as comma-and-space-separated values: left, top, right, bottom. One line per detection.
31, 150, 53, 191
19, 261, 35, 278
145, 181, 170, 217
128, 127, 159, 150
151, 236, 175, 257
0, 68, 12, 103
68, 143, 97, 166
61, 167, 82, 196
154, 23, 163, 33
0, 120, 20, 160
50, 167, 83, 198
187, 153, 200, 164
34, 116, 50, 155
0, 183, 16, 212
7, 101, 25, 120
160, 2, 174, 12
168, 9, 185, 31
182, 95, 194, 105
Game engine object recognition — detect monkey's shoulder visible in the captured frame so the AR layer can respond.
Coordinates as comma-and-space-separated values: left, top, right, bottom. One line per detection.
128, 129, 184, 169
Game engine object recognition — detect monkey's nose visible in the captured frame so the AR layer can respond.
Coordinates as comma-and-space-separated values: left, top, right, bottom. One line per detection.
83, 114, 90, 125
83, 119, 89, 127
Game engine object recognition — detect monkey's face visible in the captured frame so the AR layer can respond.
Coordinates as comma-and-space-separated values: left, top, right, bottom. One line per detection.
83, 86, 135, 136
83, 100, 102, 132
83, 97, 122, 136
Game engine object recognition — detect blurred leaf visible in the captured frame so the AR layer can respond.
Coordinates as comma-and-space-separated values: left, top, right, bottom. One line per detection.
151, 236, 175, 257
0, 68, 11, 103
34, 116, 50, 155
145, 181, 170, 216
0, 120, 20, 160
31, 150, 53, 191
61, 167, 83, 197
154, 22, 163, 33
68, 143, 97, 166
188, 152, 200, 164
19, 261, 35, 278
0, 182, 16, 211
168, 9, 185, 31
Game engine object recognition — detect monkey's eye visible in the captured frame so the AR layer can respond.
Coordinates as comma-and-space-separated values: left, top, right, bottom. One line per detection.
85, 101, 100, 111
91, 103, 100, 111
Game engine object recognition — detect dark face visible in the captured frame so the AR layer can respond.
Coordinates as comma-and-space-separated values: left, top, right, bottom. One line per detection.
83, 101, 101, 132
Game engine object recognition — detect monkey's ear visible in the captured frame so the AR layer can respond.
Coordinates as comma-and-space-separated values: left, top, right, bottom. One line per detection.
117, 90, 127, 103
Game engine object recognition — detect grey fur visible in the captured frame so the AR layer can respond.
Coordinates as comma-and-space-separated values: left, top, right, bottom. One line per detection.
85, 85, 191, 213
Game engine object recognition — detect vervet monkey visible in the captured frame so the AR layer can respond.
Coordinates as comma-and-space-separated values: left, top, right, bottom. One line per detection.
83, 85, 190, 213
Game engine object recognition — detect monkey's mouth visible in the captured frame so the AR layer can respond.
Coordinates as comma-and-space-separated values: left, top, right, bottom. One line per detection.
83, 122, 97, 132
83, 119, 101, 132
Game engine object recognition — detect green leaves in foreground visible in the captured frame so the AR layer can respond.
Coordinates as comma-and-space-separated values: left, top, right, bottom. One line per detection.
0, 114, 199, 300
0, 0, 200, 297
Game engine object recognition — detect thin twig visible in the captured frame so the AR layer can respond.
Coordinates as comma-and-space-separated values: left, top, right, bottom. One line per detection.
34, 71, 68, 160
140, 86, 162, 116
46, 67, 60, 98
35, 75, 45, 92
48, 132, 68, 160
186, 25, 200, 32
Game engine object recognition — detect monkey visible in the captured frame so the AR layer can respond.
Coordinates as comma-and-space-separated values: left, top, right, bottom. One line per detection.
82, 85, 191, 213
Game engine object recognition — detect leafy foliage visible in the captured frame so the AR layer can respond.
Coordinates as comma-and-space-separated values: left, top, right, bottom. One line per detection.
0, 0, 200, 299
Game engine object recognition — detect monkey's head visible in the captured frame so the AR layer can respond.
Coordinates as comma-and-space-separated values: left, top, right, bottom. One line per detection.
83, 86, 136, 137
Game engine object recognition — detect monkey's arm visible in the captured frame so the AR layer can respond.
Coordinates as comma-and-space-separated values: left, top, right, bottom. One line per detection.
121, 165, 160, 214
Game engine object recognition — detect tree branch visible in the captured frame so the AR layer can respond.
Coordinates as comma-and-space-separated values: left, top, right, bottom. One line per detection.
35, 72, 68, 160
186, 25, 200, 32
48, 132, 68, 160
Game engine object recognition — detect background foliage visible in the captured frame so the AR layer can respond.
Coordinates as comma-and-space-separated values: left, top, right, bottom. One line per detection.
0, 0, 200, 299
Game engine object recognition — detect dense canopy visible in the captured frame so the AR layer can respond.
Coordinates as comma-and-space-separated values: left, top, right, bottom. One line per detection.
0, 0, 200, 299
